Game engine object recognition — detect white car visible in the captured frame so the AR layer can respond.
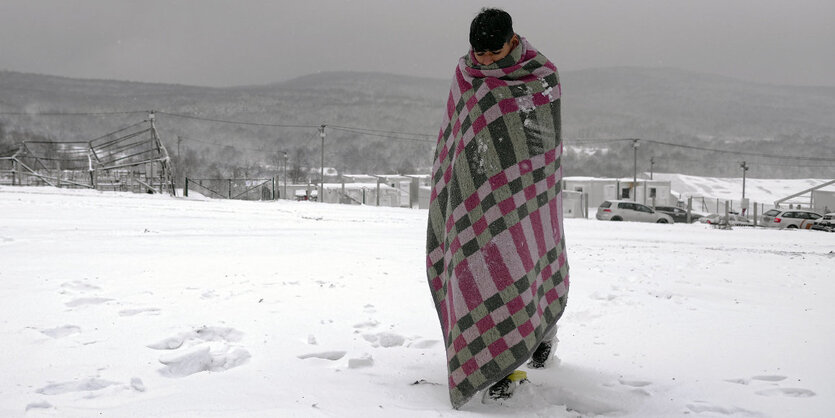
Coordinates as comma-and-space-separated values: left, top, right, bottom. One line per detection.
596, 200, 673, 223
701, 213, 753, 227
760, 209, 822, 229
811, 213, 835, 232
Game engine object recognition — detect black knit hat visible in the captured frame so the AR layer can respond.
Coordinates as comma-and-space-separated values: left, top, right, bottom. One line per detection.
469, 8, 514, 52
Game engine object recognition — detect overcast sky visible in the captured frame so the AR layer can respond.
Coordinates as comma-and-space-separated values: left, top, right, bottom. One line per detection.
1, 0, 833, 87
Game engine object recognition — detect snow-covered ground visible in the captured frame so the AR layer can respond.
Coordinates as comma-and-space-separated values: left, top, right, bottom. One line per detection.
1, 185, 833, 417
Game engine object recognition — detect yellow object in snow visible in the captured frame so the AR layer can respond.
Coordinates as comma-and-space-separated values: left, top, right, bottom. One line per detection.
508, 370, 527, 382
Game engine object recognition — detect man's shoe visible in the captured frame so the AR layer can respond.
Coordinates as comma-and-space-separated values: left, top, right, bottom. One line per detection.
527, 340, 552, 369
487, 376, 513, 400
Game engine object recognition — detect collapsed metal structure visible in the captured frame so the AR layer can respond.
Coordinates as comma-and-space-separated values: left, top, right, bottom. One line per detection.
0, 113, 175, 195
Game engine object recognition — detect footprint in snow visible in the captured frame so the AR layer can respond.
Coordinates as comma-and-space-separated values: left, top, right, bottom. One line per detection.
725, 375, 789, 386
119, 307, 161, 317
34, 377, 146, 397
685, 401, 758, 416
725, 378, 750, 385
297, 351, 347, 361
362, 332, 405, 348
618, 379, 651, 387
36, 378, 120, 395
59, 280, 101, 293
616, 379, 652, 396
25, 401, 54, 412
65, 297, 113, 307
147, 326, 243, 350
755, 388, 816, 398
158, 345, 251, 377
751, 375, 787, 382
408, 339, 440, 349
40, 325, 81, 338
148, 326, 250, 377
353, 320, 379, 330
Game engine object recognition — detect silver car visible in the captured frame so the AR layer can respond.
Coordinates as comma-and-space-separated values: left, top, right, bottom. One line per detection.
596, 200, 673, 223
761, 209, 822, 229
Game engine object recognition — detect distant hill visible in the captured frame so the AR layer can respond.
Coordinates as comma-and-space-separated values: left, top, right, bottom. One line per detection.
1, 68, 833, 179
564, 67, 835, 139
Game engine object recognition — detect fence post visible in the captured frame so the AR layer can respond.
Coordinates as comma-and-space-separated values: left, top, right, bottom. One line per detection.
724, 201, 730, 226
11, 160, 16, 186
583, 192, 589, 218
185, 178, 189, 197
376, 179, 381, 206
753, 202, 758, 227
272, 176, 277, 200
687, 196, 693, 223
228, 179, 232, 199
410, 177, 418, 209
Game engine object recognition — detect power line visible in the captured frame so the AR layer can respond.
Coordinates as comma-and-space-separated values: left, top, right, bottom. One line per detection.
328, 124, 436, 139
0, 110, 146, 116
328, 126, 435, 143
565, 137, 835, 163
644, 138, 835, 163
176, 135, 277, 153
648, 154, 834, 169
156, 111, 318, 129
176, 130, 323, 154
749, 161, 835, 168
565, 138, 636, 145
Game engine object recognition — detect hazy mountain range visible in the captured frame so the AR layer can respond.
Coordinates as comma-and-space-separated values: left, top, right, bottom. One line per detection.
1, 67, 833, 179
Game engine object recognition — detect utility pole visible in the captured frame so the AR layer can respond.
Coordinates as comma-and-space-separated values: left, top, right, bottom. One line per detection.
649, 156, 655, 180
632, 139, 639, 201
283, 151, 288, 200
740, 161, 749, 199
740, 161, 750, 216
149, 110, 161, 194
320, 125, 326, 202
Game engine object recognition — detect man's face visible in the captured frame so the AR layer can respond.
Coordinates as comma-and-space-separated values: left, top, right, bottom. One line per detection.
473, 35, 518, 66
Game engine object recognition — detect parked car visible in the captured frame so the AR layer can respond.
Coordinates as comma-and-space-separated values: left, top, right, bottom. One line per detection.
760, 209, 822, 229
811, 213, 835, 232
596, 200, 673, 223
702, 213, 753, 227
760, 209, 781, 226
654, 206, 703, 223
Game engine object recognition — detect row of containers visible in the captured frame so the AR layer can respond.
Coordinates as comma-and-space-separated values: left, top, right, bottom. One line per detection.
178, 175, 814, 220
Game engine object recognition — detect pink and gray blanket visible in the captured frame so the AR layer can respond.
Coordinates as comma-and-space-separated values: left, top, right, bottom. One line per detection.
426, 37, 570, 409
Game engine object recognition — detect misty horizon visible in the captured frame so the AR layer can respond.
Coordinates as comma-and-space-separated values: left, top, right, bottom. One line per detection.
1, 0, 834, 88
8, 64, 835, 91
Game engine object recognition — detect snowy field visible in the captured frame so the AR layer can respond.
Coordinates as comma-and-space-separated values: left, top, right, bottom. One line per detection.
1, 185, 833, 417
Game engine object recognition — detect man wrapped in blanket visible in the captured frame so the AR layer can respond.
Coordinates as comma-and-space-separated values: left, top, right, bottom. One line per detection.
426, 8, 570, 408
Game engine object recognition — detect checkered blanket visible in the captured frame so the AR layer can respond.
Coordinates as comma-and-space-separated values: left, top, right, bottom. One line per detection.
426, 37, 570, 409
